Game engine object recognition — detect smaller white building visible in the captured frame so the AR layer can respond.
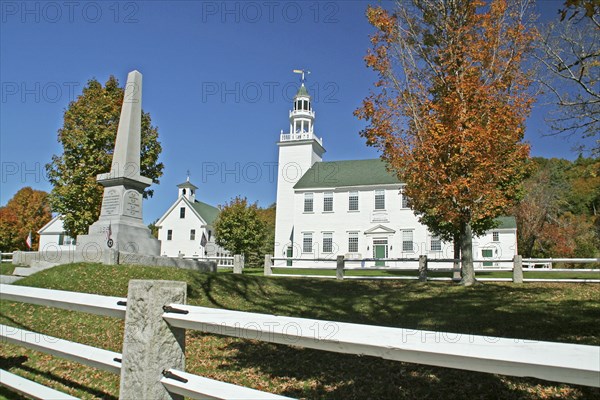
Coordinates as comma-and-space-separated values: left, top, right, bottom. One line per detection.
38, 215, 76, 252
155, 179, 227, 258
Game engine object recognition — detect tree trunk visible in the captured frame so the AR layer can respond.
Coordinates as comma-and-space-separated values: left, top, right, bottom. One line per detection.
460, 222, 478, 286
452, 234, 461, 282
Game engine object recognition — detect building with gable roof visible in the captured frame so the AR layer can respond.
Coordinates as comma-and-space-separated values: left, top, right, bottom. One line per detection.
273, 80, 517, 267
155, 178, 227, 258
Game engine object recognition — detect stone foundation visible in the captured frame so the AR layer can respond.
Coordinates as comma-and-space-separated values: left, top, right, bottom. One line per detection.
12, 250, 216, 272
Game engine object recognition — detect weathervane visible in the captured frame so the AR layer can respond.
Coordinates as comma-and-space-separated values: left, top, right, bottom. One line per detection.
293, 69, 310, 84
186, 169, 190, 182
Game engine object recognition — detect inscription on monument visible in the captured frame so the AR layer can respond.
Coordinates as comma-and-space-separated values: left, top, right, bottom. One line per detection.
102, 189, 120, 216
123, 190, 142, 219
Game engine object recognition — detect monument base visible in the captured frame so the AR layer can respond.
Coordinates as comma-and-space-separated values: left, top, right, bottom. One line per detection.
77, 218, 160, 257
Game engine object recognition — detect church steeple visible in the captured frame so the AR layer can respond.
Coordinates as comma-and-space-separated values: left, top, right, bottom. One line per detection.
280, 69, 321, 144
275, 70, 326, 260
290, 81, 314, 135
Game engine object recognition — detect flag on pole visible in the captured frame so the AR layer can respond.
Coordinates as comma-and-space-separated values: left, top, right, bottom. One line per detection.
200, 232, 208, 247
25, 231, 32, 249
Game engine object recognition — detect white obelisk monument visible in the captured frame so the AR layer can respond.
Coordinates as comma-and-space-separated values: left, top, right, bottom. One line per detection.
76, 70, 161, 256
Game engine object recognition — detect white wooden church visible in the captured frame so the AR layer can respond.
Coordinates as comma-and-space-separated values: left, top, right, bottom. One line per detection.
273, 78, 517, 267
155, 179, 228, 258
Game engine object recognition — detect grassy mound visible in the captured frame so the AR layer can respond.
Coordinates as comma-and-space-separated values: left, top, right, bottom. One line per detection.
1, 263, 599, 399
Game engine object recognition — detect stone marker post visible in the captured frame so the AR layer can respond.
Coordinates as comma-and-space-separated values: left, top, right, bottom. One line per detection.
264, 254, 273, 276
418, 255, 428, 282
513, 255, 524, 284
336, 255, 345, 280
120, 280, 186, 400
233, 255, 243, 274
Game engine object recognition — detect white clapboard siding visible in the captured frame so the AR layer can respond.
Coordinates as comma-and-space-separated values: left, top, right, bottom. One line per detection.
160, 369, 293, 400
163, 305, 600, 388
0, 284, 126, 319
0, 369, 79, 400
0, 325, 122, 374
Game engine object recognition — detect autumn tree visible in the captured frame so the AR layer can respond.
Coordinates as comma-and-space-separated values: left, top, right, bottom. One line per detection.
514, 157, 599, 259
213, 197, 267, 266
535, 0, 599, 155
355, 0, 535, 285
46, 76, 163, 237
0, 187, 52, 251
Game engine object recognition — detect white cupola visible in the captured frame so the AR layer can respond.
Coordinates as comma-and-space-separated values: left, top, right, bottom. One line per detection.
177, 175, 197, 203
289, 82, 315, 135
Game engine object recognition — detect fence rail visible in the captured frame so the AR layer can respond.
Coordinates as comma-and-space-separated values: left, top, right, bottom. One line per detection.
0, 369, 78, 400
0, 252, 13, 264
1, 282, 599, 400
264, 255, 600, 283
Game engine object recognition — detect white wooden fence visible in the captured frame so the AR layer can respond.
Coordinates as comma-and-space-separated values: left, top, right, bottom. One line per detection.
264, 255, 600, 283
1, 281, 599, 399
183, 255, 244, 271
0, 252, 13, 264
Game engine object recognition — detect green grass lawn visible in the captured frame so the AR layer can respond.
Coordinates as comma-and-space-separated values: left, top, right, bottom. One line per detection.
1, 263, 599, 399
0, 263, 15, 276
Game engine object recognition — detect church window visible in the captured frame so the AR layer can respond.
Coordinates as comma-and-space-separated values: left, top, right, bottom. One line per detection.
402, 230, 414, 252
303, 232, 313, 253
323, 232, 333, 253
190, 229, 196, 240
348, 232, 359, 253
304, 192, 314, 212
430, 236, 442, 252
493, 232, 500, 242
375, 190, 385, 210
323, 192, 333, 212
180, 207, 185, 218
167, 230, 173, 240
349, 191, 359, 211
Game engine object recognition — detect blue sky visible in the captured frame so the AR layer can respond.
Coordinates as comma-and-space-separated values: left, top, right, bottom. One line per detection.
0, 0, 588, 223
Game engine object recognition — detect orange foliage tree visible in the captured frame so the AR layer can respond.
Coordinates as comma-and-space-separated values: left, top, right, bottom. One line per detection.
0, 187, 52, 251
355, 0, 536, 285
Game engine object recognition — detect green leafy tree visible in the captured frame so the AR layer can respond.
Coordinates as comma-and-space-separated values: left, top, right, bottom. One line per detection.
148, 219, 159, 239
214, 197, 267, 265
257, 203, 276, 260
46, 76, 164, 236
0, 187, 52, 251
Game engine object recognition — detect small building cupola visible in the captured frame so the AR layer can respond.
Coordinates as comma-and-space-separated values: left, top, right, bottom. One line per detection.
290, 81, 314, 135
280, 69, 322, 145
177, 173, 198, 203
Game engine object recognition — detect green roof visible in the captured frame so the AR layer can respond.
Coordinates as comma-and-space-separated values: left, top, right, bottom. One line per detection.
495, 216, 517, 230
177, 180, 198, 189
296, 84, 309, 97
191, 200, 219, 225
294, 159, 401, 189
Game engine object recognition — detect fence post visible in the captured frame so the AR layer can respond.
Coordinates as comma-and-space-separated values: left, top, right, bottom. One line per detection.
513, 255, 524, 284
264, 254, 273, 276
336, 255, 345, 280
418, 255, 428, 282
233, 255, 243, 274
119, 280, 187, 400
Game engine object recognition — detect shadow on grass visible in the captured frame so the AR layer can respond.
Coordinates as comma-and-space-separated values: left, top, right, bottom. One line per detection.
0, 355, 116, 400
220, 340, 600, 400
186, 274, 600, 398
189, 274, 600, 344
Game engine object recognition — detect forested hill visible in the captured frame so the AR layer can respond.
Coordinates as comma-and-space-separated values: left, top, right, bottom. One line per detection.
514, 156, 599, 258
